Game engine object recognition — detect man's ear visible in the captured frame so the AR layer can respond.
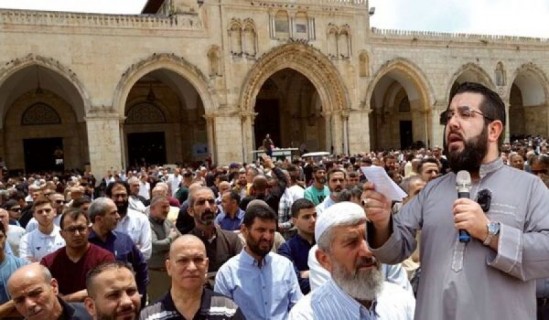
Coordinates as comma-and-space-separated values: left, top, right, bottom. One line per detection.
488, 120, 503, 143
315, 248, 333, 273
187, 206, 194, 217
50, 278, 59, 295
84, 297, 96, 317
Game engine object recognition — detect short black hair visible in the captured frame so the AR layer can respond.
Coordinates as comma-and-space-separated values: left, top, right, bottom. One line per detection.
105, 181, 130, 197
418, 157, 440, 174
60, 207, 89, 230
290, 198, 315, 218
243, 201, 277, 228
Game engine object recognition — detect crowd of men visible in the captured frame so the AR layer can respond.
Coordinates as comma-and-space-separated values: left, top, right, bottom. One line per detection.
0, 82, 547, 319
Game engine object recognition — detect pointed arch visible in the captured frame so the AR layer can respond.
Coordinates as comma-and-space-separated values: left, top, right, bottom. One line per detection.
113, 53, 217, 116
240, 43, 350, 114
446, 63, 495, 98
508, 63, 549, 106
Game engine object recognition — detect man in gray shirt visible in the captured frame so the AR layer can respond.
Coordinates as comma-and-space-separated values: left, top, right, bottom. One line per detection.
363, 82, 549, 319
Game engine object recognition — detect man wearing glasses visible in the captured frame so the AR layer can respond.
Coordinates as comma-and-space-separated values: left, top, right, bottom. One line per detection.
363, 82, 549, 319
40, 208, 114, 302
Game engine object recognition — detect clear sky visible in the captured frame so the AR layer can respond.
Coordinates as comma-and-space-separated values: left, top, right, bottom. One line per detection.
0, 0, 548, 38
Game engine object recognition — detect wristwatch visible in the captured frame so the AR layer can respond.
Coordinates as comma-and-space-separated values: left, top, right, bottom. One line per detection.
483, 221, 500, 246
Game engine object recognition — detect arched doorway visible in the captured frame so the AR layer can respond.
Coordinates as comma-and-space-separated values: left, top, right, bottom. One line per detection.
253, 69, 325, 154
0, 64, 88, 174
368, 60, 433, 150
123, 69, 207, 168
508, 65, 549, 139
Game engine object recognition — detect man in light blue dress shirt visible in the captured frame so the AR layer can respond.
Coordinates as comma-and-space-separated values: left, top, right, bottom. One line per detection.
289, 202, 414, 319
215, 200, 302, 319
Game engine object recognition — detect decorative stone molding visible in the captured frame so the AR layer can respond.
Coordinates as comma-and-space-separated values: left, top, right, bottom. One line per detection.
251, 0, 367, 8
21, 103, 61, 126
126, 102, 167, 124
228, 18, 243, 56
207, 46, 222, 77
0, 9, 202, 31
446, 63, 495, 94
240, 43, 349, 116
495, 62, 506, 87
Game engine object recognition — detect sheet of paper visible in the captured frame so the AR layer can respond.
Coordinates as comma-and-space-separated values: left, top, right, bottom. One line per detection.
360, 166, 407, 202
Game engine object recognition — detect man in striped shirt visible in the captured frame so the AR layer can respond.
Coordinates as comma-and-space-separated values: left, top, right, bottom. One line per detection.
289, 202, 415, 319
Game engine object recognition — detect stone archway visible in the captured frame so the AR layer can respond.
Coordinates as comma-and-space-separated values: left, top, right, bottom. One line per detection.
447, 63, 496, 97
239, 43, 350, 160
0, 56, 90, 172
365, 58, 434, 150
114, 54, 218, 167
508, 63, 549, 139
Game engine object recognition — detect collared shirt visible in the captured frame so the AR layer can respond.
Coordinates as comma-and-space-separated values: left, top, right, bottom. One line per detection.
58, 296, 92, 320
115, 208, 152, 260
0, 254, 28, 304
149, 216, 177, 269
370, 158, 549, 319
304, 185, 330, 206
140, 288, 245, 320
215, 250, 303, 320
25, 215, 62, 233
289, 279, 415, 320
129, 195, 146, 213
88, 230, 149, 294
214, 208, 245, 231
19, 226, 65, 262
278, 233, 314, 294
190, 226, 243, 272
315, 196, 336, 216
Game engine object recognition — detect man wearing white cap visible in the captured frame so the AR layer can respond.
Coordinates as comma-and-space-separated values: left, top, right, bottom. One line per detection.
289, 202, 415, 319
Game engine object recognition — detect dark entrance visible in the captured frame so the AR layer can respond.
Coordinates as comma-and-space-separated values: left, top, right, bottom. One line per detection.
399, 121, 413, 149
254, 99, 281, 150
127, 132, 167, 168
24, 137, 64, 173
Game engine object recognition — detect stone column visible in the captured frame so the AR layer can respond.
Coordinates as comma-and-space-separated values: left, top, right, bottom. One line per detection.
85, 110, 123, 178
204, 114, 216, 163
341, 111, 349, 155
332, 111, 344, 154
213, 112, 248, 165
431, 101, 447, 148
348, 107, 373, 154
322, 111, 332, 153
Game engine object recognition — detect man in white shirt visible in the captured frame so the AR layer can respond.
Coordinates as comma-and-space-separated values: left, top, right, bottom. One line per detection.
106, 181, 152, 260
290, 202, 414, 319
19, 196, 65, 262
0, 208, 25, 256
25, 192, 65, 232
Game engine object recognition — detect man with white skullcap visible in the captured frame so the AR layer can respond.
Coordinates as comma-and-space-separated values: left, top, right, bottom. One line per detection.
289, 202, 415, 319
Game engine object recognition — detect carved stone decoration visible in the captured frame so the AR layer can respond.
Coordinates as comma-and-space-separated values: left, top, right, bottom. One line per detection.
495, 61, 506, 86
243, 19, 257, 58
228, 18, 242, 56
274, 10, 290, 38
207, 46, 222, 77
126, 102, 166, 124
338, 25, 351, 59
359, 51, 369, 77
327, 24, 338, 59
21, 103, 61, 125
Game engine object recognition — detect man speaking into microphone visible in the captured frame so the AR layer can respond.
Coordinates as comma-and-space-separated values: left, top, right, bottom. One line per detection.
363, 82, 549, 320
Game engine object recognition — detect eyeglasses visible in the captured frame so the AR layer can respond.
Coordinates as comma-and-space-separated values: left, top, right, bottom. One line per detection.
440, 106, 493, 125
55, 200, 66, 204
195, 198, 216, 206
63, 225, 88, 234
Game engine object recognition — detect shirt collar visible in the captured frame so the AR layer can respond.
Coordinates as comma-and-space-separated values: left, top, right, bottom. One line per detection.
240, 248, 272, 268
479, 157, 504, 179
326, 278, 379, 317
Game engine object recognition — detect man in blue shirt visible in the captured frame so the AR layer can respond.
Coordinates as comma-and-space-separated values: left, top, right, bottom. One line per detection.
87, 197, 149, 300
0, 222, 27, 307
216, 190, 245, 231
278, 198, 316, 294
215, 200, 302, 320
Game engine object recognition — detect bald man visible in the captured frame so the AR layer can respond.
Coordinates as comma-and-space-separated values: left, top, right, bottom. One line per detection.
140, 235, 244, 320
7, 263, 90, 320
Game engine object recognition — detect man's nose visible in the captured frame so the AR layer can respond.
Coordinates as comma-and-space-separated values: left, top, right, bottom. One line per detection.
357, 239, 373, 258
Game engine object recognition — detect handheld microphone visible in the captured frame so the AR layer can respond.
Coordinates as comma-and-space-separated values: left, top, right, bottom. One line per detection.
456, 170, 472, 243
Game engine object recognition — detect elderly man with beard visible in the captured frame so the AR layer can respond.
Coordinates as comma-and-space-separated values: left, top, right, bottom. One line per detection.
364, 82, 549, 319
315, 168, 346, 216
188, 187, 242, 275
289, 202, 414, 319
106, 181, 152, 260
215, 200, 302, 320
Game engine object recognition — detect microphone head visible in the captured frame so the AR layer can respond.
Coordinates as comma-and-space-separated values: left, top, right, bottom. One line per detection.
456, 170, 472, 193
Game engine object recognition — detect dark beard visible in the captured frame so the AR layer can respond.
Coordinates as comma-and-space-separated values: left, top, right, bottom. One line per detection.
246, 235, 272, 258
116, 201, 129, 216
445, 125, 488, 173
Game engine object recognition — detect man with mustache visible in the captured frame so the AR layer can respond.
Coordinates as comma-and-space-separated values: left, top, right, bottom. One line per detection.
188, 187, 242, 274
315, 168, 347, 216
304, 165, 329, 206
7, 264, 91, 320
106, 181, 152, 260
140, 235, 244, 319
289, 202, 415, 319
363, 82, 549, 319
215, 200, 302, 320
85, 262, 140, 320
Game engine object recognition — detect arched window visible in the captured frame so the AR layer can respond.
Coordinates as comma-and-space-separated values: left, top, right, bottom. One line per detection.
21, 103, 61, 125
275, 11, 289, 38
126, 102, 166, 124
294, 12, 308, 40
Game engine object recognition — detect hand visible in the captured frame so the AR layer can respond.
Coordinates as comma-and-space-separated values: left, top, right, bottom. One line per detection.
168, 228, 179, 240
453, 198, 489, 241
361, 182, 392, 229
262, 155, 273, 169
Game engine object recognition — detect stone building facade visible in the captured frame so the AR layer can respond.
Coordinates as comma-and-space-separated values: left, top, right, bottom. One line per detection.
0, 0, 548, 176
